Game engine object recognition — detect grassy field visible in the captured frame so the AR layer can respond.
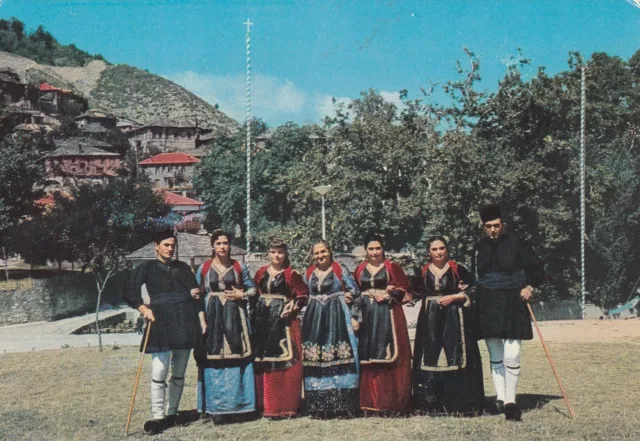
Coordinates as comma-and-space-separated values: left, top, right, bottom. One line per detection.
0, 342, 638, 441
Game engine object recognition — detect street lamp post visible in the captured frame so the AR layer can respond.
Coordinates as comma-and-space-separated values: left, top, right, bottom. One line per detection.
313, 185, 332, 240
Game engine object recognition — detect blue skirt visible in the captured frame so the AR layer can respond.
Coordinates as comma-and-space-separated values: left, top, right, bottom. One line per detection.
302, 295, 360, 415
197, 362, 256, 415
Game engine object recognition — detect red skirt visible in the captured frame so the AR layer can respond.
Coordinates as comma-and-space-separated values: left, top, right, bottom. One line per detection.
255, 319, 303, 417
360, 304, 412, 412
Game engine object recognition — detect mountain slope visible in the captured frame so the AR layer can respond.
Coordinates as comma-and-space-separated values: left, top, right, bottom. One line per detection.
0, 51, 238, 132
89, 65, 238, 132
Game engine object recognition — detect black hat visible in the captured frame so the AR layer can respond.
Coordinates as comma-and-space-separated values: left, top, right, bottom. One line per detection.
152, 229, 176, 244
479, 204, 502, 223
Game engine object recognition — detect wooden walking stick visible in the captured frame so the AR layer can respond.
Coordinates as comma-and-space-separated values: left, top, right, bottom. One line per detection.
125, 320, 152, 436
527, 304, 576, 419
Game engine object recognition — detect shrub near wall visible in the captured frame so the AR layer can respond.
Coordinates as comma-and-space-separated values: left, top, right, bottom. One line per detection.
0, 271, 129, 326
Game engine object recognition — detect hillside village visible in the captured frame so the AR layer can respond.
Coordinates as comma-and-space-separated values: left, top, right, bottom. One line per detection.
0, 32, 250, 326
0, 60, 235, 235
1, 16, 639, 322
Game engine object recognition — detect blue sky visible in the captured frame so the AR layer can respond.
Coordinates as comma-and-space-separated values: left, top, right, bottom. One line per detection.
1, 0, 639, 126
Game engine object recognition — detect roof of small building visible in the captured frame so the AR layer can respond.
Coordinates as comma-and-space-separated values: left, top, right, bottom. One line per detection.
198, 131, 217, 141
116, 120, 137, 128
161, 190, 204, 206
80, 122, 110, 134
126, 232, 246, 260
35, 191, 72, 208
74, 109, 117, 120
39, 82, 73, 94
35, 194, 55, 208
15, 123, 54, 132
127, 118, 213, 134
47, 137, 119, 157
138, 152, 200, 165
180, 147, 207, 158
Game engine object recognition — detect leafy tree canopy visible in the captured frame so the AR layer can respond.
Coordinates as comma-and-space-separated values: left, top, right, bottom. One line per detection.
0, 18, 107, 67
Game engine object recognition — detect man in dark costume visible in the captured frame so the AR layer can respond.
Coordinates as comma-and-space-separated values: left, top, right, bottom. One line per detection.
135, 313, 145, 335
472, 205, 544, 421
123, 230, 205, 434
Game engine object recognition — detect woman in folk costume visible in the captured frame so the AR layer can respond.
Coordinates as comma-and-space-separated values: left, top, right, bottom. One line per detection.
301, 239, 362, 418
412, 236, 484, 416
194, 229, 257, 421
353, 234, 412, 414
253, 238, 309, 418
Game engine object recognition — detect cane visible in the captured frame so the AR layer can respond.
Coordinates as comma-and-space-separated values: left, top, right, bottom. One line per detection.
527, 304, 576, 419
124, 320, 152, 436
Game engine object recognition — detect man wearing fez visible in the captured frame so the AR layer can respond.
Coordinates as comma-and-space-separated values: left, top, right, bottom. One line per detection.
472, 204, 544, 421
123, 230, 206, 434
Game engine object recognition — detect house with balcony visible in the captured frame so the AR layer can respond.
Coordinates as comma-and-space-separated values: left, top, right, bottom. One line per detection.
75, 109, 117, 130
138, 152, 199, 191
45, 137, 121, 187
38, 82, 81, 115
126, 118, 212, 157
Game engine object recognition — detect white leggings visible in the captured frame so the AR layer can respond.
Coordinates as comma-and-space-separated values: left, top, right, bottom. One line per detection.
150, 349, 191, 420
485, 338, 522, 404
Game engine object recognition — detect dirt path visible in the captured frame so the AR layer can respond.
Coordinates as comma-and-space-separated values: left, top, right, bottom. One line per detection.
534, 318, 640, 344
403, 305, 640, 344
0, 307, 140, 354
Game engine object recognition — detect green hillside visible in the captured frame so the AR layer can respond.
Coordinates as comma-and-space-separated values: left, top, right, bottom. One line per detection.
90, 64, 238, 131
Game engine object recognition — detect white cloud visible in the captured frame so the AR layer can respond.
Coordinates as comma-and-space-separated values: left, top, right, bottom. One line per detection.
165, 71, 403, 126
314, 94, 352, 121
380, 90, 406, 110
165, 71, 307, 124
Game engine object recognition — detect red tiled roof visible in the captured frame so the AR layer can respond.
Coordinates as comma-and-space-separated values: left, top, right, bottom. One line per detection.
139, 152, 200, 165
35, 192, 72, 208
35, 194, 55, 207
39, 82, 73, 94
160, 190, 203, 206
39, 82, 58, 91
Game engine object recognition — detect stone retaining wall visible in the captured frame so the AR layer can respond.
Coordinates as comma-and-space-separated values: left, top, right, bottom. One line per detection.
0, 272, 128, 326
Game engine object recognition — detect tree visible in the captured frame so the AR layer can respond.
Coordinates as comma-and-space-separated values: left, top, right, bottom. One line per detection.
9, 18, 23, 40
48, 179, 169, 350
193, 119, 268, 242
0, 137, 45, 278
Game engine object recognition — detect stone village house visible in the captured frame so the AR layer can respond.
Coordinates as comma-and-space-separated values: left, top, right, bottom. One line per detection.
138, 152, 199, 191
74, 109, 118, 141
0, 69, 59, 133
38, 82, 82, 115
45, 137, 121, 187
126, 118, 212, 158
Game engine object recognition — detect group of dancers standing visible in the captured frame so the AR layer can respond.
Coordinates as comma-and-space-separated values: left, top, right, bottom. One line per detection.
123, 204, 544, 434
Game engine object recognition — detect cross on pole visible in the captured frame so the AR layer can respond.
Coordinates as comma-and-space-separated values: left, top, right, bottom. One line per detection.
243, 19, 254, 33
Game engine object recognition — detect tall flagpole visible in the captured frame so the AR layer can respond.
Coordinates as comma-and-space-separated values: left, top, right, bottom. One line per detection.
580, 66, 586, 319
243, 18, 253, 253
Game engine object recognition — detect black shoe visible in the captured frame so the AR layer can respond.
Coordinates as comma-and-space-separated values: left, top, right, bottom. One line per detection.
504, 403, 522, 421
495, 400, 504, 414
143, 419, 163, 435
174, 412, 192, 427
211, 414, 225, 424
163, 414, 176, 429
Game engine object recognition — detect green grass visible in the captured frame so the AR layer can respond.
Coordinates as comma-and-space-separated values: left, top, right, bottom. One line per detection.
0, 342, 638, 440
